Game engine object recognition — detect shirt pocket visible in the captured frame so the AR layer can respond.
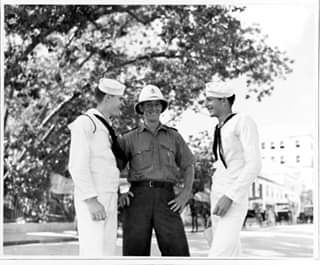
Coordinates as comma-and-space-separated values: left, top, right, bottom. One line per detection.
160, 142, 176, 168
131, 144, 153, 171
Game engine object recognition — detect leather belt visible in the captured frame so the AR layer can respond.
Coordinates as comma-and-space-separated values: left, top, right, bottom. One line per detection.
130, 180, 174, 190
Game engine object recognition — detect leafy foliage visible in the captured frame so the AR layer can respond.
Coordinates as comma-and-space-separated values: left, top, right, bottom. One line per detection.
3, 5, 293, 221
188, 132, 215, 193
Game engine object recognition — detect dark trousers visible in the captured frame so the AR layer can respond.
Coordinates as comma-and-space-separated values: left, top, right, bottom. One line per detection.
122, 186, 190, 256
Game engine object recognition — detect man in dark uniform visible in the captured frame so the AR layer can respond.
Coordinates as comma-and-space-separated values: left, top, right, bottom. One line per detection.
119, 84, 195, 256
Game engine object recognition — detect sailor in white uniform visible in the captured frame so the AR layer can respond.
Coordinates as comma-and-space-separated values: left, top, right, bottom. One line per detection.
205, 78, 262, 257
68, 78, 125, 256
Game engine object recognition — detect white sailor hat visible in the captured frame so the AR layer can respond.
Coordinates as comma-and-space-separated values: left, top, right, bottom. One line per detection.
205, 77, 235, 98
98, 78, 125, 96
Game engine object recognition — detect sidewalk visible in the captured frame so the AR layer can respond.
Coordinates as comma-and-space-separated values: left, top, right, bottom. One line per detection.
3, 220, 290, 247
4, 223, 313, 257
3, 222, 198, 247
3, 222, 79, 246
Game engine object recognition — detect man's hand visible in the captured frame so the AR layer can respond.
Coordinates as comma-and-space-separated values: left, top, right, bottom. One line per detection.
84, 197, 106, 221
118, 191, 134, 208
168, 190, 192, 213
212, 195, 233, 217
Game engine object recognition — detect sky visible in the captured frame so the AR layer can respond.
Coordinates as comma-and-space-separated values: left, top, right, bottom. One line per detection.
176, 0, 318, 139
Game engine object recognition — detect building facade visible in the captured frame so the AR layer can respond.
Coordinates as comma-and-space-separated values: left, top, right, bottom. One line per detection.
248, 133, 314, 221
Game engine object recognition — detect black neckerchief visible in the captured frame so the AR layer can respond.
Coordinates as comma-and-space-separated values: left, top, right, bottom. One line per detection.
212, 113, 237, 169
93, 114, 126, 169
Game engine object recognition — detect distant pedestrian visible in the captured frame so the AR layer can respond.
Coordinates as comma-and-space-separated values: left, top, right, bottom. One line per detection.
254, 204, 263, 227
266, 207, 276, 226
201, 201, 211, 228
189, 197, 199, 232
204, 77, 262, 257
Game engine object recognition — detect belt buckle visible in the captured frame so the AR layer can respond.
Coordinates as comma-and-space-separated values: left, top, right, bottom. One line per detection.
148, 180, 153, 188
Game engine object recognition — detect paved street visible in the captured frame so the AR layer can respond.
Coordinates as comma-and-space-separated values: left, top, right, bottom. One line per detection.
3, 224, 314, 257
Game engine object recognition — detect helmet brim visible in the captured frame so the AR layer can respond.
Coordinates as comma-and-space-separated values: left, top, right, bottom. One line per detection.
134, 100, 168, 115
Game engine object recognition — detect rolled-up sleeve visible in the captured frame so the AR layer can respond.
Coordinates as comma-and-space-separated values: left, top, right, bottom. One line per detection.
224, 116, 262, 202
68, 117, 98, 201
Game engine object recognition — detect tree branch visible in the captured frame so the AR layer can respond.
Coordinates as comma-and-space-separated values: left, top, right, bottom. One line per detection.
40, 124, 56, 143
78, 51, 95, 69
4, 106, 9, 133
39, 92, 79, 129
105, 51, 181, 73
22, 28, 56, 61
125, 9, 161, 25
43, 139, 70, 164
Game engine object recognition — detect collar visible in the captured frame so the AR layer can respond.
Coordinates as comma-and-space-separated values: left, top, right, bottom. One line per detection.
218, 112, 236, 128
88, 108, 112, 124
138, 122, 168, 134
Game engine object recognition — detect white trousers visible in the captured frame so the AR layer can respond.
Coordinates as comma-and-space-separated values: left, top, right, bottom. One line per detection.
74, 192, 118, 257
208, 194, 248, 257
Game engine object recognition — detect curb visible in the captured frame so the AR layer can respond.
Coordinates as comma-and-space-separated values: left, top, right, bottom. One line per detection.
4, 232, 123, 247
4, 237, 78, 247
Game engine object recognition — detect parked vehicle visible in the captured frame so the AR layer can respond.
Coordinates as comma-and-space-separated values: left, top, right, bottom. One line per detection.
298, 205, 313, 223
274, 202, 290, 223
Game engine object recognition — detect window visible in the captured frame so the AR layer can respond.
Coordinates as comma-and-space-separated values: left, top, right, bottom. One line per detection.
251, 183, 255, 198
259, 184, 263, 198
254, 182, 259, 198
271, 142, 275, 149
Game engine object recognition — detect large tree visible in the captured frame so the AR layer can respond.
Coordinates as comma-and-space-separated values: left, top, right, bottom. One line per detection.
3, 5, 293, 221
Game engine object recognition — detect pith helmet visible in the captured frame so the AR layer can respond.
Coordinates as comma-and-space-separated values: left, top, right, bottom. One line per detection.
134, 85, 168, 115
